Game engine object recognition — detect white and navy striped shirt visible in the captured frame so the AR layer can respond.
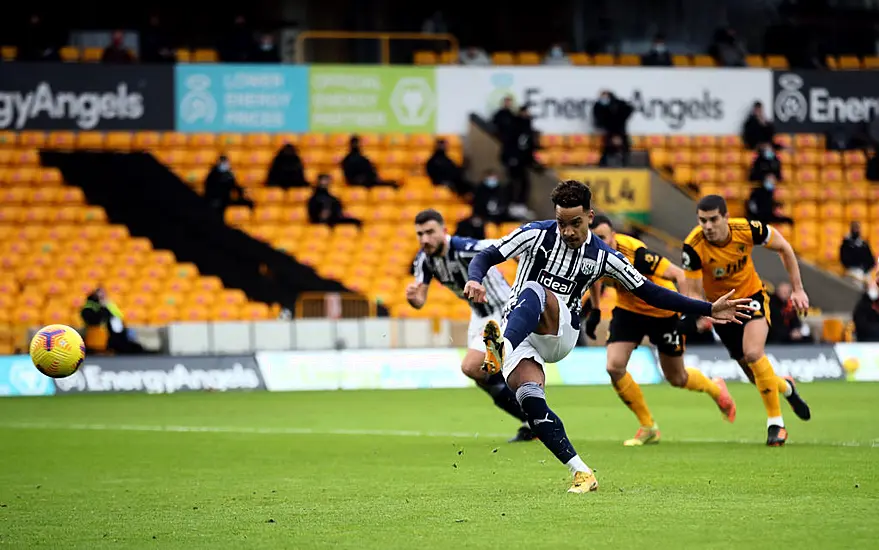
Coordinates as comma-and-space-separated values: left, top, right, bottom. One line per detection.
413, 236, 510, 318
493, 220, 646, 318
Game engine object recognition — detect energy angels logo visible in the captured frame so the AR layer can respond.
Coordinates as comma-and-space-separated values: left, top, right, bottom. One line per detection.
774, 73, 808, 123
389, 77, 436, 126
179, 74, 218, 124
485, 72, 516, 114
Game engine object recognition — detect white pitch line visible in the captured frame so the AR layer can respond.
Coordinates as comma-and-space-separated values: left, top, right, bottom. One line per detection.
0, 422, 876, 448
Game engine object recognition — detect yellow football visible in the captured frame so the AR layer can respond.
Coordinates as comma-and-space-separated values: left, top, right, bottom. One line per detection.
29, 324, 86, 379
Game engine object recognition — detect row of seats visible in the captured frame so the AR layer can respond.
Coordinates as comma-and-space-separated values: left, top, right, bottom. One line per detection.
0, 131, 460, 151
670, 166, 869, 186
415, 51, 879, 70
0, 46, 220, 63
650, 148, 868, 167
415, 51, 793, 68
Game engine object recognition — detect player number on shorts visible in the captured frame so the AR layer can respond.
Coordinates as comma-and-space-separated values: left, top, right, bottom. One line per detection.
663, 331, 681, 347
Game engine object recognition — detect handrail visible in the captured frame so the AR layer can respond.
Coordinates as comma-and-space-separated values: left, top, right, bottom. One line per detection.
295, 31, 459, 64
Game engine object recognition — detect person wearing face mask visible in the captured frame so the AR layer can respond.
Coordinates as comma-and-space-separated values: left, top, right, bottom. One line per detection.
543, 43, 572, 66
746, 174, 793, 227
592, 90, 633, 160
251, 32, 280, 63
203, 154, 253, 219
642, 33, 672, 66
101, 30, 134, 64
742, 101, 778, 151
749, 143, 782, 182
840, 221, 876, 283
473, 169, 515, 223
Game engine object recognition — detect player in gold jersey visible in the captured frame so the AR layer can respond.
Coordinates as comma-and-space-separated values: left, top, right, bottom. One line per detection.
588, 216, 736, 446
681, 195, 812, 446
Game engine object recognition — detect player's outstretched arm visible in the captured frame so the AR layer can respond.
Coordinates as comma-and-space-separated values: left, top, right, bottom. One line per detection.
606, 250, 752, 322
762, 229, 810, 312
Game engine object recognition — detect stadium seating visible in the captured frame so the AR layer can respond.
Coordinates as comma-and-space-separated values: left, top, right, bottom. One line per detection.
0, 132, 289, 353
0, 46, 220, 63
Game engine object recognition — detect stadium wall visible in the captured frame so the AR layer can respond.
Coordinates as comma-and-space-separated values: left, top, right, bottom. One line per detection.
2, 343, 874, 397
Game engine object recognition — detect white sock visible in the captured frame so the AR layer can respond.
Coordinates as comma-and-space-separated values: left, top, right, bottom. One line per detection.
767, 416, 784, 428
564, 455, 592, 475
782, 381, 793, 398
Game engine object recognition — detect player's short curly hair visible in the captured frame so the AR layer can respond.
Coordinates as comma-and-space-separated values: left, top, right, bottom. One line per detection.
550, 180, 592, 210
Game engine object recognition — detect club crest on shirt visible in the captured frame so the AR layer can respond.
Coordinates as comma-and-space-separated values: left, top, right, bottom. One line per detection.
581, 258, 598, 277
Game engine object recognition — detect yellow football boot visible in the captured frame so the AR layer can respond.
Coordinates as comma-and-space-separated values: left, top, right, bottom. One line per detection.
482, 320, 504, 375
567, 471, 599, 493
623, 424, 661, 446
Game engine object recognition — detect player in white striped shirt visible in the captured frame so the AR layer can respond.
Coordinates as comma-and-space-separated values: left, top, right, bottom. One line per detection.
406, 209, 534, 442
464, 181, 754, 493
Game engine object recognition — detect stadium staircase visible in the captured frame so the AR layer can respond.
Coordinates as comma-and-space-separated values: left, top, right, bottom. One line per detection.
41, 151, 348, 310
465, 116, 860, 313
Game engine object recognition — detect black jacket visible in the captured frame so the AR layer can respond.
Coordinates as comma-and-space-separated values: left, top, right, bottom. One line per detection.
307, 188, 343, 224
267, 147, 307, 188
854, 293, 879, 342
746, 186, 778, 222
742, 115, 776, 150
642, 50, 672, 67
501, 116, 537, 166
840, 235, 875, 272
592, 96, 633, 136
204, 166, 245, 207
426, 151, 463, 187
749, 155, 782, 182
492, 107, 517, 141
341, 150, 378, 187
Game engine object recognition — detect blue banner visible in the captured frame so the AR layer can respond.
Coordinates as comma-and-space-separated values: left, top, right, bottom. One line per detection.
0, 355, 56, 397
174, 64, 309, 133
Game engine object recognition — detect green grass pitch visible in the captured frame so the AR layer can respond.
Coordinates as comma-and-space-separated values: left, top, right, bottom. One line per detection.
0, 382, 877, 549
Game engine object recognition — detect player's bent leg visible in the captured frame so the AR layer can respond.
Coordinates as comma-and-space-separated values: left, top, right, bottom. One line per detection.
482, 281, 551, 376
607, 342, 659, 445
507, 359, 597, 494
660, 354, 736, 423
742, 319, 787, 446
462, 350, 534, 441
738, 360, 809, 421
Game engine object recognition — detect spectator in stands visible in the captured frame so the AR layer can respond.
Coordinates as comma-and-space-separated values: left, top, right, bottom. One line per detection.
426, 138, 471, 196
592, 90, 633, 157
748, 143, 782, 182
769, 282, 812, 343
140, 15, 175, 64
709, 27, 746, 67
18, 14, 60, 62
81, 288, 146, 354
220, 14, 253, 62
866, 146, 879, 182
598, 134, 629, 167
204, 155, 253, 219
840, 221, 876, 283
492, 96, 517, 143
746, 174, 793, 226
853, 284, 879, 342
500, 104, 538, 219
455, 215, 486, 240
459, 46, 491, 66
267, 143, 307, 189
341, 135, 396, 188
742, 101, 778, 151
102, 30, 134, 64
251, 33, 280, 63
641, 33, 672, 67
307, 174, 362, 228
543, 43, 572, 65
472, 169, 517, 223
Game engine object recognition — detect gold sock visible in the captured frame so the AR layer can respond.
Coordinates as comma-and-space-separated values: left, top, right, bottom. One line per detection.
777, 376, 791, 396
684, 367, 721, 399
614, 372, 654, 427
749, 355, 783, 418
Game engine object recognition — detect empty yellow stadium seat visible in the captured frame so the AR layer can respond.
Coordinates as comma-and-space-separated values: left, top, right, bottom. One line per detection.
414, 51, 437, 65
515, 52, 541, 65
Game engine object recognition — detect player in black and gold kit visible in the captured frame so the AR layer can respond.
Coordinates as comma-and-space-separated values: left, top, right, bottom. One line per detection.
588, 216, 736, 446
681, 195, 812, 446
